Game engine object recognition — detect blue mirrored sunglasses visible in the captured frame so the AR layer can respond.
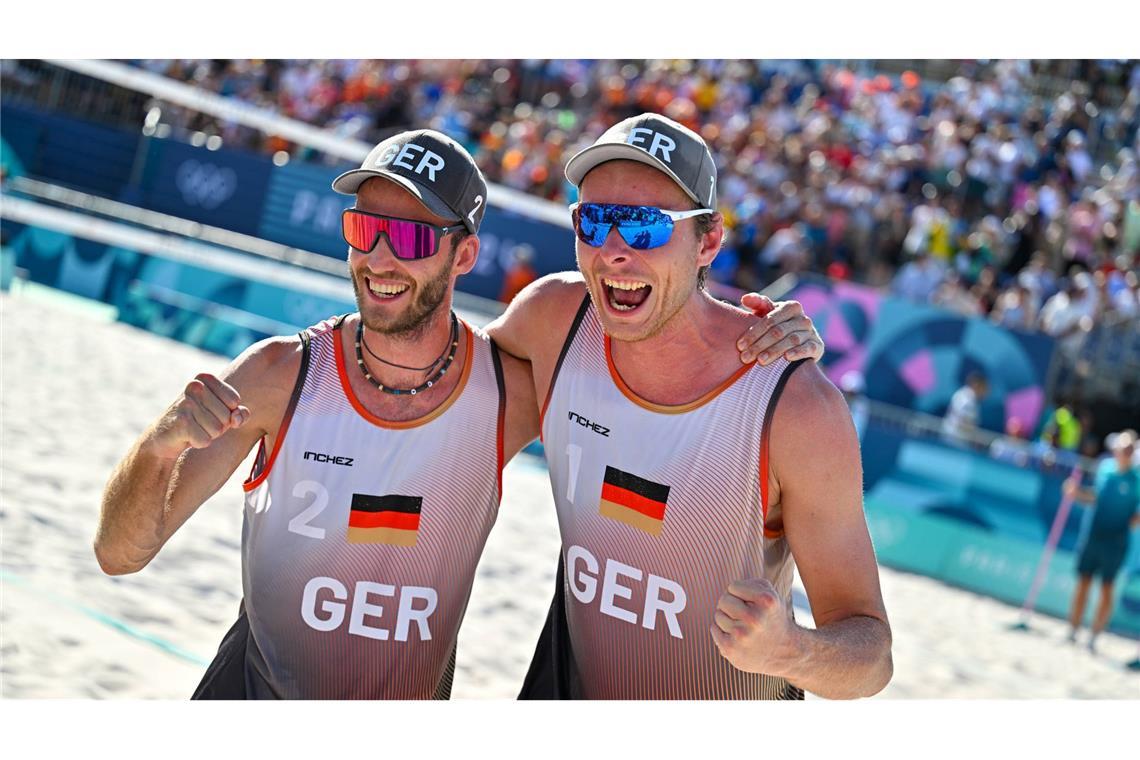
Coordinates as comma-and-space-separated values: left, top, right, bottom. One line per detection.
570, 202, 715, 250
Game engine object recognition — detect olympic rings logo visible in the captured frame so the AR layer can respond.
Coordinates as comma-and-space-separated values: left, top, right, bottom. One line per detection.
175, 160, 237, 210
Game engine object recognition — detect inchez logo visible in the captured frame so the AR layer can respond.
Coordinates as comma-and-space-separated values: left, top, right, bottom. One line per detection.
303, 451, 354, 467
568, 411, 610, 437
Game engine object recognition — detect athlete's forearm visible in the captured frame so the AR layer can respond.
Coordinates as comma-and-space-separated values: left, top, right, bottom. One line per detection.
775, 615, 893, 699
95, 434, 183, 575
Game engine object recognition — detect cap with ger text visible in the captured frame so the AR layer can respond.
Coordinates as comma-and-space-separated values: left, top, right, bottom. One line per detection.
564, 113, 718, 209
332, 129, 488, 234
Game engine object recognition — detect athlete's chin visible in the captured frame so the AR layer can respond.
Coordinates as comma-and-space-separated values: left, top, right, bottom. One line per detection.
596, 311, 660, 343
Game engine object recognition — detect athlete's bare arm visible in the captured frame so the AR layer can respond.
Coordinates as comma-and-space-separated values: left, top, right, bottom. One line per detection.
711, 362, 892, 698
498, 350, 540, 461
95, 338, 302, 575
486, 273, 589, 405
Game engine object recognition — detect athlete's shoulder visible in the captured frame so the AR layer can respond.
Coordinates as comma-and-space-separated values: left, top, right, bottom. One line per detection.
303, 314, 348, 339
488, 273, 588, 362
512, 272, 588, 316
770, 361, 852, 441
229, 332, 306, 393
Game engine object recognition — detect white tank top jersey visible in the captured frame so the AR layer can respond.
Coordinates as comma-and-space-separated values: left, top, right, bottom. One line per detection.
240, 315, 505, 699
541, 297, 806, 699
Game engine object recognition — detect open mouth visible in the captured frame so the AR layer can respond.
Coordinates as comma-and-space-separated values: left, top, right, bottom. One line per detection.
603, 277, 652, 314
366, 277, 411, 302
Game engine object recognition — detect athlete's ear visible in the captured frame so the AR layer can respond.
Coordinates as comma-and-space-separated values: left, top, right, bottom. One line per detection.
451, 233, 480, 277
696, 212, 724, 268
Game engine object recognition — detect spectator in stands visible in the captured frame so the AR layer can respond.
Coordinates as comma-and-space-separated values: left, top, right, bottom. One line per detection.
1039, 271, 1098, 356
1064, 429, 1140, 653
892, 249, 945, 303
932, 270, 982, 316
16, 58, 1139, 384
498, 244, 538, 305
990, 282, 1037, 331
1040, 401, 1084, 453
1108, 269, 1139, 319
941, 372, 989, 443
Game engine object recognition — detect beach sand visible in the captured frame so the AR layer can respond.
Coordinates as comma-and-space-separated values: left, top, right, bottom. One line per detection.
1, 287, 1137, 699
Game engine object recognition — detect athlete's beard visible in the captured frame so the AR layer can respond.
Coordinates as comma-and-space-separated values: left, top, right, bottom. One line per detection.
352, 246, 456, 341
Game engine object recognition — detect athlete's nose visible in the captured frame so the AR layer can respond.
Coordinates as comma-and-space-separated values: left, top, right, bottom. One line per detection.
598, 227, 631, 266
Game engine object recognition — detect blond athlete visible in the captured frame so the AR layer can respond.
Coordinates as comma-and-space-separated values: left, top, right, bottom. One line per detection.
504, 114, 892, 699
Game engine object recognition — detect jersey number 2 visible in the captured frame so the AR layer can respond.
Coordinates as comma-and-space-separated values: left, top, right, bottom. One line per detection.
288, 480, 328, 539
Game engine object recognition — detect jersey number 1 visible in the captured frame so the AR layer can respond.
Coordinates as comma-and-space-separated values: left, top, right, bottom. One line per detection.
566, 443, 583, 503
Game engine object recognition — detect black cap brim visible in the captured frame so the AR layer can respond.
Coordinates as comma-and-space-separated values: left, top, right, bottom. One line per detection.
331, 168, 467, 231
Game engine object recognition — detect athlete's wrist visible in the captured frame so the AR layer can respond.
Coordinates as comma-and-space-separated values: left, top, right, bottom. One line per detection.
766, 619, 809, 678
141, 427, 189, 462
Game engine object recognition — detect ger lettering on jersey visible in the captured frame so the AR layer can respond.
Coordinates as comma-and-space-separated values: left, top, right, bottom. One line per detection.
239, 315, 505, 699
537, 297, 805, 699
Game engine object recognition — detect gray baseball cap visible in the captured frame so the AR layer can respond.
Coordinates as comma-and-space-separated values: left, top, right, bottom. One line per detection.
332, 129, 488, 234
564, 113, 718, 209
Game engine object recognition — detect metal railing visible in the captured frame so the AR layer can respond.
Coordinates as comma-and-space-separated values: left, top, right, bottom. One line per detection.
859, 396, 1100, 476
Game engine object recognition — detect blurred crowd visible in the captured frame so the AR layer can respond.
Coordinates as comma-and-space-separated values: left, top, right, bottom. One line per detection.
129, 59, 1140, 344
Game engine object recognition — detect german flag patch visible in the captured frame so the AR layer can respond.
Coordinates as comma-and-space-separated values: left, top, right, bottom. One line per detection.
598, 466, 670, 536
347, 494, 422, 546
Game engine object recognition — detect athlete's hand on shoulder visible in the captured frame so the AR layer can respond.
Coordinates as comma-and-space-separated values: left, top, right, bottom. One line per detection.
149, 373, 250, 459
710, 578, 798, 675
736, 294, 824, 366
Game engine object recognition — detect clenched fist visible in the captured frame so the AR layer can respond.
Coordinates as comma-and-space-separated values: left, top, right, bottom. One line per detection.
150, 373, 250, 459
710, 578, 797, 675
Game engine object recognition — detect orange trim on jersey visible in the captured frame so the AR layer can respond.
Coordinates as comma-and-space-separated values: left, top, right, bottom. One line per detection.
243, 438, 267, 491
334, 319, 474, 430
244, 328, 312, 492
600, 482, 667, 521
243, 410, 297, 493
760, 429, 771, 529
604, 335, 751, 415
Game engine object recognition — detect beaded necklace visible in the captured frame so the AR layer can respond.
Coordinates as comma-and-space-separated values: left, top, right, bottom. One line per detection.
354, 313, 459, 396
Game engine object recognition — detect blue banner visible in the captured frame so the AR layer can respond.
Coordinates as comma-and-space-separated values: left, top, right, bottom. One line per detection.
139, 139, 273, 236
256, 160, 353, 258
1, 102, 140, 198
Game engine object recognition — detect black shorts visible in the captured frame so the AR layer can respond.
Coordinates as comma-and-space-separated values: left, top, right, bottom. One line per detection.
191, 602, 251, 699
1076, 535, 1129, 583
